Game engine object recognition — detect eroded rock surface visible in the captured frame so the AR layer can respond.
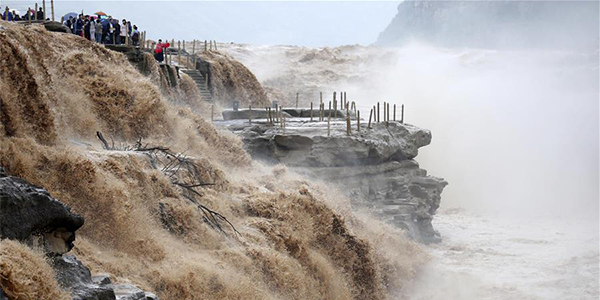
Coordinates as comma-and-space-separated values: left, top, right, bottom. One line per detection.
52, 255, 116, 300
220, 116, 447, 243
0, 167, 84, 255
0, 168, 160, 300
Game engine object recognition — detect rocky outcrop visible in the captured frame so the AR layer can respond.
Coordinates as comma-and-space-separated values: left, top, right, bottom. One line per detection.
0, 167, 84, 255
0, 168, 159, 300
220, 117, 447, 243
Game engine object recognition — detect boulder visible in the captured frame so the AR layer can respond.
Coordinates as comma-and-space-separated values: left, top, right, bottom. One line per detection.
43, 21, 71, 33
0, 168, 84, 255
108, 284, 145, 300
52, 255, 116, 300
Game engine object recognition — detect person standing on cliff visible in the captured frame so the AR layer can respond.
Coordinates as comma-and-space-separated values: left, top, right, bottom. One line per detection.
12, 10, 20, 21
154, 39, 170, 63
120, 19, 128, 44
113, 19, 121, 45
74, 14, 84, 37
36, 7, 44, 20
2, 7, 13, 21
89, 18, 96, 41
95, 18, 103, 43
131, 25, 140, 46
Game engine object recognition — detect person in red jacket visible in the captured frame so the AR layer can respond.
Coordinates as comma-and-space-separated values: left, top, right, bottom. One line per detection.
154, 39, 170, 63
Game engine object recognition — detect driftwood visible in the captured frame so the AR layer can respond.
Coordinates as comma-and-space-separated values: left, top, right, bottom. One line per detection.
96, 133, 239, 236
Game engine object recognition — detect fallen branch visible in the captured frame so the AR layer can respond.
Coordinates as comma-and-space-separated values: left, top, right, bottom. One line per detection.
94, 133, 239, 237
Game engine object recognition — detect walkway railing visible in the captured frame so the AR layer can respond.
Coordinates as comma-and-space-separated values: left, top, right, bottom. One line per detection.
3, 0, 55, 22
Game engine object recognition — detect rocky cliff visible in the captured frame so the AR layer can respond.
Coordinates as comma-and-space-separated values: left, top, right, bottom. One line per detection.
220, 115, 447, 243
0, 21, 428, 300
377, 0, 599, 49
0, 168, 157, 300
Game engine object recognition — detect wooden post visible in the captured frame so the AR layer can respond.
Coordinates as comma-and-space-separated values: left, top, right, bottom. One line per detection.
296, 93, 299, 108
194, 40, 198, 66
248, 105, 253, 124
265, 107, 269, 125
327, 101, 332, 137
320, 92, 323, 121
275, 105, 279, 124
383, 102, 387, 122
401, 104, 404, 124
310, 102, 313, 122
387, 103, 390, 124
346, 112, 351, 136
266, 107, 270, 125
211, 104, 214, 123
209, 40, 212, 51
333, 92, 337, 118
4, 7, 8, 21
368, 108, 373, 129
28, 7, 31, 23
178, 40, 181, 65
43, 0, 46, 20
51, 0, 55, 21
34, 4, 38, 21
214, 40, 218, 51
373, 105, 376, 123
357, 110, 360, 132
191, 40, 196, 68
393, 104, 396, 121
171, 39, 175, 64
344, 93, 348, 110
319, 103, 322, 122
377, 102, 380, 123
204, 40, 208, 51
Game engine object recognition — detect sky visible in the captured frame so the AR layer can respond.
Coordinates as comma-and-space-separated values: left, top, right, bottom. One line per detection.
3, 0, 401, 46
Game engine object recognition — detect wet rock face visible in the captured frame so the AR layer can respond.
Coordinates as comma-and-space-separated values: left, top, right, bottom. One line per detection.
221, 117, 447, 243
0, 168, 161, 300
52, 255, 161, 300
52, 255, 116, 300
0, 168, 84, 255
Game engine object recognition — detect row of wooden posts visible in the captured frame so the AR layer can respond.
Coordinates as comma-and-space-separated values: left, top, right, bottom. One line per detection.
140, 39, 218, 67
3, 0, 55, 22
241, 92, 404, 137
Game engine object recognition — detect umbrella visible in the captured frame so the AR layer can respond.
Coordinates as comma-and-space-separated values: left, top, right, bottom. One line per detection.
63, 12, 77, 19
95, 11, 107, 16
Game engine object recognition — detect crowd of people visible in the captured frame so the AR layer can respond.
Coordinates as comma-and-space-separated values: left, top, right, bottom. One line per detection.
63, 14, 140, 46
3, 6, 172, 63
2, 6, 46, 21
